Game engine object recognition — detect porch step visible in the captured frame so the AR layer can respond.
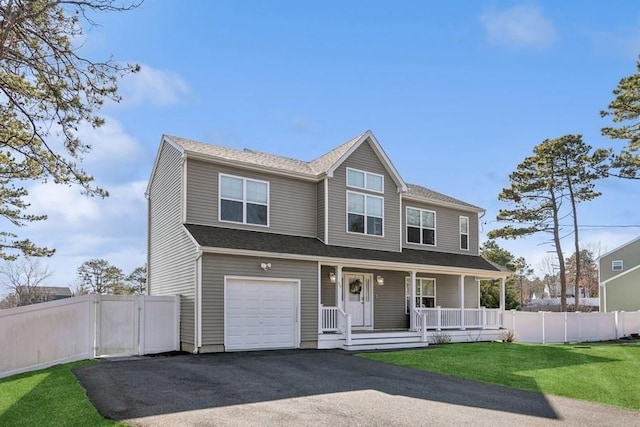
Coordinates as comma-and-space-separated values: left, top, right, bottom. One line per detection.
348, 335, 422, 345
344, 341, 431, 351
350, 331, 418, 340
342, 332, 430, 351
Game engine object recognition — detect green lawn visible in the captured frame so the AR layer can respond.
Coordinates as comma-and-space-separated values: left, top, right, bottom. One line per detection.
0, 361, 126, 427
360, 341, 640, 411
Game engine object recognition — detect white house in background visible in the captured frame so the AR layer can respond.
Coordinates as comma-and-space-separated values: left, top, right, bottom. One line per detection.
598, 236, 640, 312
146, 131, 510, 352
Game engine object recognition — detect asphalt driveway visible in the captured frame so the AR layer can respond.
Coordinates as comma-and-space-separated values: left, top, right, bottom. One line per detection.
74, 349, 639, 426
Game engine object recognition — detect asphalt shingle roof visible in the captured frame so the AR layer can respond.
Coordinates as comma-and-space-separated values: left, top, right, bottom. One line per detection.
405, 184, 482, 210
184, 224, 502, 273
166, 132, 481, 211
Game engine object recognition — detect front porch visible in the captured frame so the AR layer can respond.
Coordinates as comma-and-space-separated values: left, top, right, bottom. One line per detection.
317, 264, 508, 350
318, 306, 505, 350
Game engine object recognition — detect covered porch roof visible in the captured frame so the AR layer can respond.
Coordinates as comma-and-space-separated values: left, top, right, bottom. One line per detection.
184, 224, 510, 278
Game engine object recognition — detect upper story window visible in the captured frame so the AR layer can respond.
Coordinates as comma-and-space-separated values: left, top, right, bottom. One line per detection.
219, 174, 269, 226
460, 216, 469, 251
406, 207, 436, 246
347, 191, 383, 236
347, 168, 384, 193
612, 260, 623, 271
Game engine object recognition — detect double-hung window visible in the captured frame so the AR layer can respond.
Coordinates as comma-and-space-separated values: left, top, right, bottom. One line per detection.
347, 191, 383, 236
219, 174, 269, 226
405, 277, 436, 313
406, 207, 436, 245
612, 260, 623, 271
347, 168, 384, 193
460, 216, 469, 251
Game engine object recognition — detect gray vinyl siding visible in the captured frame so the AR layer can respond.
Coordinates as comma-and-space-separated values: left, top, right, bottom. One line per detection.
372, 270, 409, 329
431, 274, 459, 308
402, 200, 479, 255
148, 141, 198, 346
465, 276, 479, 308
599, 238, 640, 283
320, 265, 335, 306
327, 141, 401, 252
201, 253, 318, 348
186, 159, 317, 237
603, 268, 640, 312
317, 180, 325, 241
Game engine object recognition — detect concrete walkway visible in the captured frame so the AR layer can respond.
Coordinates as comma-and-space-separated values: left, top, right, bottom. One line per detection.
74, 350, 640, 426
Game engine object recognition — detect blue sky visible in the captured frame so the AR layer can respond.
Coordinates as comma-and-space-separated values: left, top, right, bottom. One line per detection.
11, 1, 640, 290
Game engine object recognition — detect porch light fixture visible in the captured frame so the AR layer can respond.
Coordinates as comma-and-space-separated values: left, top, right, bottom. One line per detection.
260, 262, 271, 271
329, 271, 336, 283
376, 275, 384, 286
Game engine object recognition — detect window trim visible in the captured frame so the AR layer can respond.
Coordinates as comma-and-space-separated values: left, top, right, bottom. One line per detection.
346, 167, 384, 194
612, 260, 624, 271
218, 173, 270, 227
459, 215, 470, 251
346, 190, 384, 237
405, 276, 437, 314
405, 206, 437, 246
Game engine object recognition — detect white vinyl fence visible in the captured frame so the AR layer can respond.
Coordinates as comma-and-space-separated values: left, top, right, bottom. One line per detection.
504, 310, 640, 344
0, 294, 179, 379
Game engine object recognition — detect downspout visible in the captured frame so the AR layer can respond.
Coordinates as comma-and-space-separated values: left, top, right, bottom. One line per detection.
195, 250, 203, 354
324, 177, 329, 244
145, 191, 151, 295
478, 211, 485, 255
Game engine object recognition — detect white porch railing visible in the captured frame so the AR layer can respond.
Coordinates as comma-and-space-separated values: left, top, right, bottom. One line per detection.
320, 305, 351, 345
322, 305, 501, 341
413, 308, 428, 342
415, 307, 502, 330
320, 305, 339, 332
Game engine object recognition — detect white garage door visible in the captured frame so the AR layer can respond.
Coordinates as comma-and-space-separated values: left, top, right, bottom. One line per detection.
225, 278, 298, 351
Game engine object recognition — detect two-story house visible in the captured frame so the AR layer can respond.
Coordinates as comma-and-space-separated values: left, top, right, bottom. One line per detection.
146, 131, 510, 352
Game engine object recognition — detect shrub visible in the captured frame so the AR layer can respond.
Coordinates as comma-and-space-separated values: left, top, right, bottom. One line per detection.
500, 329, 518, 343
431, 331, 452, 344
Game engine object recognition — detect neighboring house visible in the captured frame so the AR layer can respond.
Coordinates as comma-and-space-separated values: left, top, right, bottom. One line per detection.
146, 131, 510, 352
16, 286, 73, 306
598, 236, 640, 312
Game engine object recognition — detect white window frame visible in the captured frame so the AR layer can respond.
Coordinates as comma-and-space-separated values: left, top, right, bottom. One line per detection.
405, 207, 436, 246
460, 216, 469, 251
346, 167, 384, 193
346, 190, 384, 237
219, 173, 270, 227
405, 277, 436, 314
612, 260, 623, 271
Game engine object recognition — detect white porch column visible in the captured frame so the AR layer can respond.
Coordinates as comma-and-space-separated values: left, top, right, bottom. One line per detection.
499, 277, 506, 312
459, 275, 466, 330
410, 271, 417, 330
335, 265, 343, 311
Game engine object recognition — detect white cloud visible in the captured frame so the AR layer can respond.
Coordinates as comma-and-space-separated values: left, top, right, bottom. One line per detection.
78, 116, 144, 166
480, 5, 556, 50
26, 180, 146, 228
119, 64, 191, 107
22, 179, 147, 286
27, 183, 102, 223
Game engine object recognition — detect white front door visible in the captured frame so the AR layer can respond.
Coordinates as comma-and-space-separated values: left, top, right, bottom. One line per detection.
344, 273, 373, 328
